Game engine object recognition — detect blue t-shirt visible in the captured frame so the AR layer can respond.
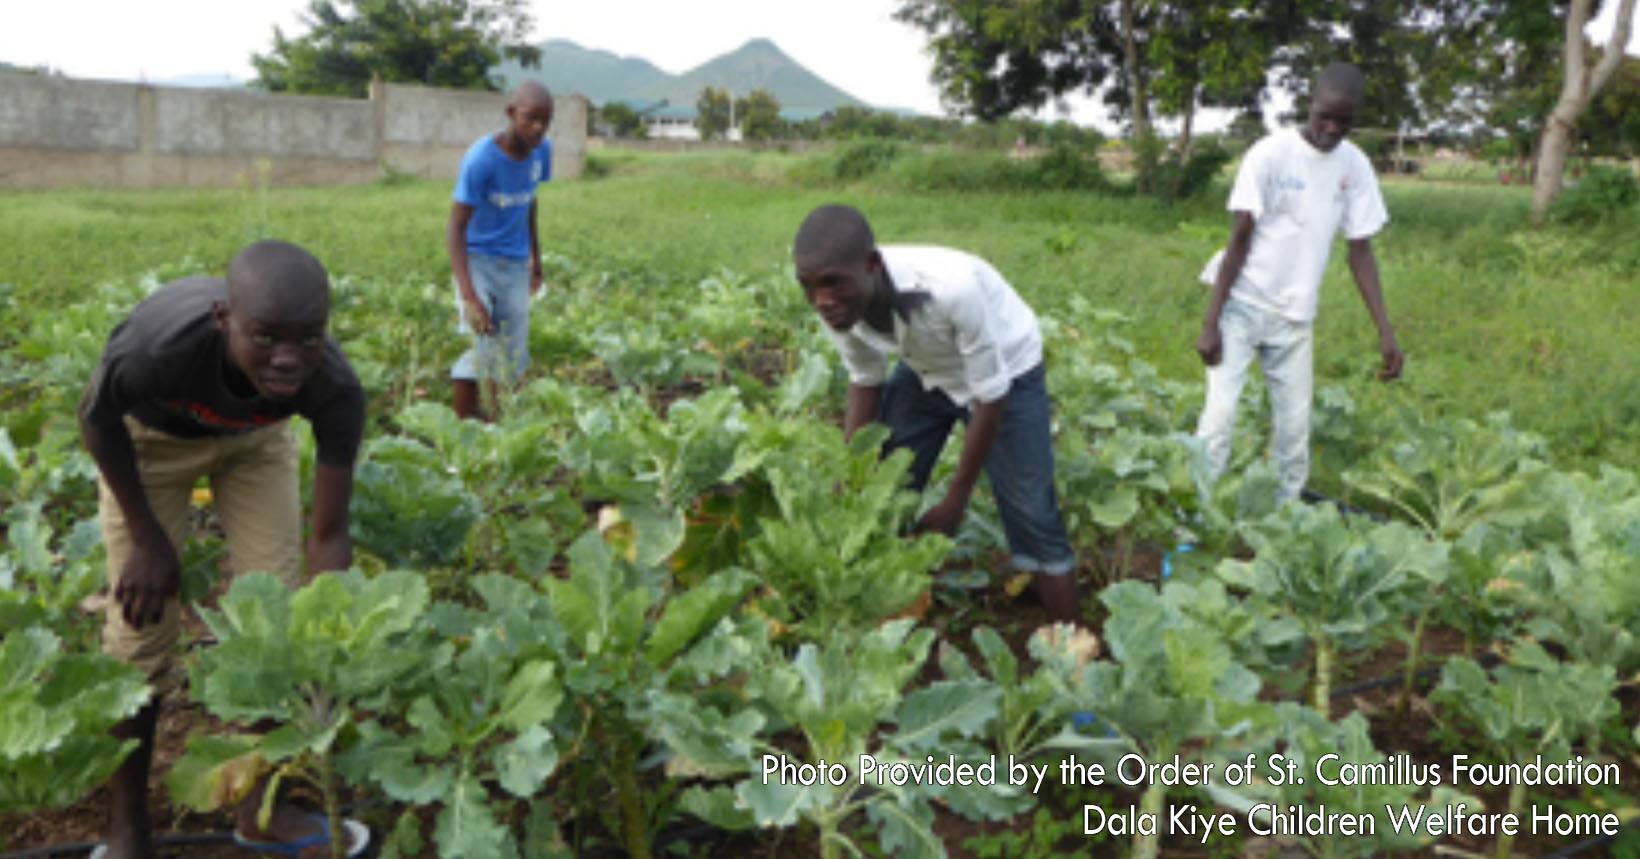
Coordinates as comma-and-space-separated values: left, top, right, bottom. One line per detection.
452, 135, 553, 260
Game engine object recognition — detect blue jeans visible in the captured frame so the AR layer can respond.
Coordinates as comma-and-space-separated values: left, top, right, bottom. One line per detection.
878, 362, 1075, 576
1195, 297, 1315, 504
451, 253, 530, 382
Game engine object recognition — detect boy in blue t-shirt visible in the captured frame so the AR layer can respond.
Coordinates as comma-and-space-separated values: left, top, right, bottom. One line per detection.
447, 80, 554, 419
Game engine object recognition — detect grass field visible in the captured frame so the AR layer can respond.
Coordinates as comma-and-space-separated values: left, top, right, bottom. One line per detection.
4, 148, 1637, 469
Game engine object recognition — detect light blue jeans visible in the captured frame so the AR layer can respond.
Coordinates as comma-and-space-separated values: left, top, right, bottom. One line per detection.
1195, 298, 1314, 504
451, 253, 530, 383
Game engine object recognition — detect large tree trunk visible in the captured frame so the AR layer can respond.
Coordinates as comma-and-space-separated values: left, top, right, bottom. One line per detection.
1532, 0, 1637, 218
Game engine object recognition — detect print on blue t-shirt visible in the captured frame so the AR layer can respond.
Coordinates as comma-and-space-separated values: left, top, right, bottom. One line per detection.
452, 137, 553, 260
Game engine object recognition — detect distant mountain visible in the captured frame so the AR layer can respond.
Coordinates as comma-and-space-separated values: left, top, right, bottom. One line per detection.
153, 73, 249, 89
502, 37, 866, 110
494, 39, 671, 104
648, 39, 864, 109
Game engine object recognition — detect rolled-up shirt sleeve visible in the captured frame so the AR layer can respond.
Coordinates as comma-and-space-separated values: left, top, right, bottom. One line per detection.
948, 274, 1011, 404
826, 327, 889, 387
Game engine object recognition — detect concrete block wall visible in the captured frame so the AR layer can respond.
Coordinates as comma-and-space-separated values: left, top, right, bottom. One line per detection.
0, 72, 587, 189
376, 82, 586, 182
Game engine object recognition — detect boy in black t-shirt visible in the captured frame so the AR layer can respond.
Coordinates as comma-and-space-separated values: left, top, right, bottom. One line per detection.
80, 240, 367, 858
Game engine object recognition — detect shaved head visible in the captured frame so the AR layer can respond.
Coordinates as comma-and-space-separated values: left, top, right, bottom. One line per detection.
511, 80, 554, 112
216, 240, 332, 401
226, 240, 330, 322
1314, 62, 1366, 109
794, 204, 876, 267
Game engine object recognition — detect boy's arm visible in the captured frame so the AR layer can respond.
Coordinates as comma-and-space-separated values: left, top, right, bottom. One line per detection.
528, 198, 543, 294
925, 272, 1012, 536
78, 390, 179, 628
842, 383, 881, 442
1197, 211, 1257, 366
305, 381, 364, 572
1346, 238, 1403, 381
306, 461, 354, 572
915, 395, 1004, 537
447, 202, 492, 333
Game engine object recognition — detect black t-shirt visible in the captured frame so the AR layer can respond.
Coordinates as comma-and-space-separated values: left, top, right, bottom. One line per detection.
83, 277, 365, 468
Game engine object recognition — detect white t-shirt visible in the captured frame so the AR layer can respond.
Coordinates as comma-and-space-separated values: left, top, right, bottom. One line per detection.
1201, 127, 1388, 323
826, 245, 1043, 406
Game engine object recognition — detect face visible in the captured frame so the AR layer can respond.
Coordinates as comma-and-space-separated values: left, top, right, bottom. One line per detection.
214, 300, 328, 402
1304, 90, 1358, 153
795, 251, 880, 332
507, 99, 554, 149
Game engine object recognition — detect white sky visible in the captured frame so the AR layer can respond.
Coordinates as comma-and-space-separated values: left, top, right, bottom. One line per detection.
0, 0, 956, 113
3, 0, 1636, 130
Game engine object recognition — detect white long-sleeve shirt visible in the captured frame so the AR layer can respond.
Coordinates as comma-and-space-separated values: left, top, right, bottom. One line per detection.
826, 245, 1043, 406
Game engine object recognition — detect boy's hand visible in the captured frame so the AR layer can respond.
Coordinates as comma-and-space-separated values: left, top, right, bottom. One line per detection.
1195, 325, 1223, 366
913, 498, 964, 537
529, 261, 544, 296
1378, 337, 1404, 381
115, 541, 181, 628
464, 297, 495, 335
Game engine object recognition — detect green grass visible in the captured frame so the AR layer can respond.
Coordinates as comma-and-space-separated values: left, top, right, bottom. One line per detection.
3, 148, 1637, 468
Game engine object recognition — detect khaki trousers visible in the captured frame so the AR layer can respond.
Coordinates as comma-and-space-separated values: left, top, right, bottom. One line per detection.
100, 417, 301, 685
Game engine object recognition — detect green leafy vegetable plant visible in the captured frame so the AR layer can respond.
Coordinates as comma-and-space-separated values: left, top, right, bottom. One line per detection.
0, 625, 150, 816
349, 437, 481, 568
730, 419, 950, 642
727, 619, 996, 859
169, 570, 432, 859
339, 571, 566, 859
1344, 411, 1550, 540
1433, 641, 1619, 859
1047, 581, 1268, 859
1217, 505, 1447, 713
540, 531, 758, 859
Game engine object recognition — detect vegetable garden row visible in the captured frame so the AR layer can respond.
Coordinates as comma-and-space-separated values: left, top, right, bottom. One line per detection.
4, 254, 1639, 858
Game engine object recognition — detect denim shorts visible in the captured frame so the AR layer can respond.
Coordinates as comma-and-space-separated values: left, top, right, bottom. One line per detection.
451, 253, 531, 382
878, 362, 1076, 575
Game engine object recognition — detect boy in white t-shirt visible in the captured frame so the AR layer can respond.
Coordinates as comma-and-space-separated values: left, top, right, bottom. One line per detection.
794, 204, 1080, 624
1194, 62, 1404, 503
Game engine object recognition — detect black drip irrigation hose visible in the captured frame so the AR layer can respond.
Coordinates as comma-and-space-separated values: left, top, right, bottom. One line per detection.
2, 795, 739, 859
0, 832, 231, 859
1299, 487, 1387, 522
1329, 651, 1504, 699
1, 798, 386, 859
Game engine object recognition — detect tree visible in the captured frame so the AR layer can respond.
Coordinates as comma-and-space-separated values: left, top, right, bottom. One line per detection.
251, 0, 541, 97
1144, 1, 1272, 152
0, 60, 57, 76
894, 0, 1125, 122
694, 87, 732, 140
895, 0, 1292, 144
597, 102, 646, 139
1581, 55, 1640, 156
1532, 0, 1637, 216
738, 89, 784, 142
